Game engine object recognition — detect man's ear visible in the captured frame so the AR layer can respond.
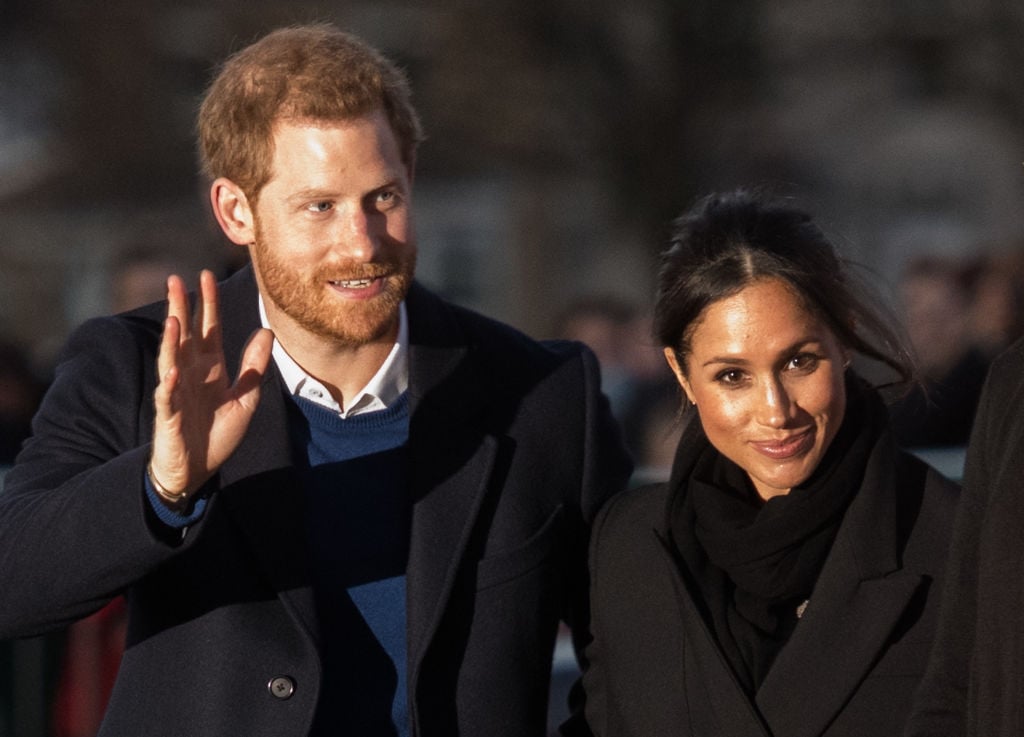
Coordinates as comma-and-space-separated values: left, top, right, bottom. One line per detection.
210, 178, 255, 246
663, 347, 697, 406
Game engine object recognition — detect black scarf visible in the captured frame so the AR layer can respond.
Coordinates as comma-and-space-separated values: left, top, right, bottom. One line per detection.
670, 374, 887, 693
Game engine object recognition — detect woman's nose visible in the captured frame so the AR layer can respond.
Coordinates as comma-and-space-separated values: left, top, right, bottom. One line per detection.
757, 377, 791, 428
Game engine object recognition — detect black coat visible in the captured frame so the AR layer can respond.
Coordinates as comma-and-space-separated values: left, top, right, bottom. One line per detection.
906, 337, 1024, 737
583, 416, 958, 737
0, 265, 632, 737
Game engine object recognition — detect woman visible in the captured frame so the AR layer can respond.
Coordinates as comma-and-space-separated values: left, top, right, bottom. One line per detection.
582, 191, 960, 737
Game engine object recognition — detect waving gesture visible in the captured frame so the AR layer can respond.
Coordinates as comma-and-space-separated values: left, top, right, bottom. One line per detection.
148, 270, 274, 504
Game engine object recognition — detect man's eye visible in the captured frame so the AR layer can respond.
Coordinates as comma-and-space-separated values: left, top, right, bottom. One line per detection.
309, 201, 332, 213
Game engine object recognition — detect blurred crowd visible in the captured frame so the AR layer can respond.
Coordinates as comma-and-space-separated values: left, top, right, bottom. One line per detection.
551, 295, 682, 482
2, 241, 1024, 735
888, 247, 1024, 449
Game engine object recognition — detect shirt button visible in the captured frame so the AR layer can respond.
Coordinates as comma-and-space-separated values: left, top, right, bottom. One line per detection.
268, 676, 295, 700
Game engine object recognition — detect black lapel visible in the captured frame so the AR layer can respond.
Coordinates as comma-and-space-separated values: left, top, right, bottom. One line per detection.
401, 284, 499, 681
211, 266, 320, 648
755, 438, 923, 737
658, 443, 772, 737
655, 531, 773, 737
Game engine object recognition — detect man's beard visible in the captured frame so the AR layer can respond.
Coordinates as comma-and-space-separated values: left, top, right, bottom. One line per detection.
251, 240, 415, 348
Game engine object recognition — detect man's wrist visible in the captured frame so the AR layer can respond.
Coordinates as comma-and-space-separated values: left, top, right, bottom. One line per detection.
146, 461, 190, 506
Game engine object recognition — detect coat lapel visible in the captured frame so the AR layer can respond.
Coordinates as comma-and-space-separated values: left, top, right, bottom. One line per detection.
656, 533, 774, 737
401, 284, 499, 684
755, 438, 924, 737
210, 267, 321, 648
657, 421, 770, 736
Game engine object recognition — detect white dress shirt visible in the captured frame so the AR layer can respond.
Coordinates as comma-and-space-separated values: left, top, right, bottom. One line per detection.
258, 295, 409, 418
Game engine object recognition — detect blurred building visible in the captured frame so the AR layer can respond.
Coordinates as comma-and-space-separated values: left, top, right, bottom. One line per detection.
2, 2, 1024, 377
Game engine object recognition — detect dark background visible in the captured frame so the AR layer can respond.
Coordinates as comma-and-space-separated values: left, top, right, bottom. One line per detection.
2, 0, 1023, 373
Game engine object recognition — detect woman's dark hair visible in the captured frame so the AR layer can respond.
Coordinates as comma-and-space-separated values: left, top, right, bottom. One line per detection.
654, 189, 914, 385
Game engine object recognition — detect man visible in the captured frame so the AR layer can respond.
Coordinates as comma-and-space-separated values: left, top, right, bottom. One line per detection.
0, 25, 632, 737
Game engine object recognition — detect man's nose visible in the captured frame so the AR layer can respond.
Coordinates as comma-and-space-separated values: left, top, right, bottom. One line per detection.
332, 206, 378, 261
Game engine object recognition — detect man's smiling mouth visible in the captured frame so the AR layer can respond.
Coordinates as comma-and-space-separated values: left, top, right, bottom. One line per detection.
329, 278, 376, 288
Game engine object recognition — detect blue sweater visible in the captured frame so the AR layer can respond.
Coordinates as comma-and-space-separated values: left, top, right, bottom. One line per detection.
288, 392, 411, 737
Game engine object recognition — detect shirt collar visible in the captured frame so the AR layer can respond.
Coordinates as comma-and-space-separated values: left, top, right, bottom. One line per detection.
258, 294, 409, 418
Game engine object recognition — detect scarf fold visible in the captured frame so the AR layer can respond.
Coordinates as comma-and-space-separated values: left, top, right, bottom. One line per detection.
672, 374, 887, 693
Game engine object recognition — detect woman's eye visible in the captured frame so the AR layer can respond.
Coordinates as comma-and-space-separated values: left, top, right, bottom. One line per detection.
788, 353, 819, 371
715, 369, 745, 385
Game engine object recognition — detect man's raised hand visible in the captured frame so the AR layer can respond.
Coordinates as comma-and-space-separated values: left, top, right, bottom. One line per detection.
149, 270, 274, 503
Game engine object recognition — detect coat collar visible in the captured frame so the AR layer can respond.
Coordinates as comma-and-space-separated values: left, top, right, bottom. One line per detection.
211, 267, 498, 683
660, 410, 924, 737
753, 434, 922, 737
654, 530, 774, 737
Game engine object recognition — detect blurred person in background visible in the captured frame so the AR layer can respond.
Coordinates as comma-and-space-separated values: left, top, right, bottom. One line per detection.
108, 249, 196, 316
887, 255, 989, 449
553, 295, 639, 421
618, 309, 685, 481
582, 190, 959, 737
966, 247, 1024, 362
0, 23, 631, 737
554, 298, 680, 479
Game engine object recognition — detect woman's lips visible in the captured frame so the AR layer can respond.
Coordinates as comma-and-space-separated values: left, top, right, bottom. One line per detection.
750, 429, 815, 460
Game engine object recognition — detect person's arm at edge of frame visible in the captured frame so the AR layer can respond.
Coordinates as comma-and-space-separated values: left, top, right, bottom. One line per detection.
903, 347, 1009, 737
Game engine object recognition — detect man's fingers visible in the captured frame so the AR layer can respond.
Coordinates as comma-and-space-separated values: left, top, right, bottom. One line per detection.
232, 328, 274, 409
165, 275, 191, 343
156, 316, 181, 386
241, 328, 275, 373
196, 269, 223, 344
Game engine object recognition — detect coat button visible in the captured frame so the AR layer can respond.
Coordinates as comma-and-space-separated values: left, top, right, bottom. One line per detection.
268, 676, 295, 700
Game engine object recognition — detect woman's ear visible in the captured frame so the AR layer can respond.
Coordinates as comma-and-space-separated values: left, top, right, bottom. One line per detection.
663, 347, 697, 406
210, 178, 256, 246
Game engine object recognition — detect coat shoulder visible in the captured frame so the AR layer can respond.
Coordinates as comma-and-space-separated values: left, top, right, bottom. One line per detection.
971, 337, 1024, 448
987, 335, 1024, 385
895, 449, 960, 572
405, 282, 598, 397
592, 483, 672, 559
407, 282, 596, 373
